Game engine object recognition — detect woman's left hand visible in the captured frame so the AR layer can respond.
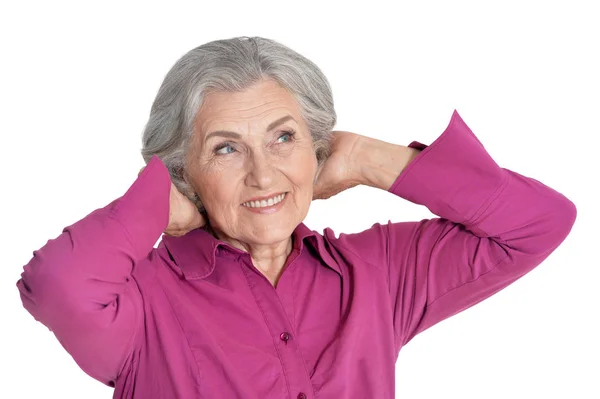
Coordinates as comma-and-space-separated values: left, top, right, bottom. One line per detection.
313, 131, 364, 200
313, 130, 419, 199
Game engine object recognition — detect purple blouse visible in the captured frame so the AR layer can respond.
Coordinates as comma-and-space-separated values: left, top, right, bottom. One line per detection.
17, 111, 576, 398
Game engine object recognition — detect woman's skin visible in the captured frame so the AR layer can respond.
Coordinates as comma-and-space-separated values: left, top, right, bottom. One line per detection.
156, 78, 420, 286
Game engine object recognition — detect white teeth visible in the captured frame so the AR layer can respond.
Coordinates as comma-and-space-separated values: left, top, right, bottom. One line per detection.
242, 193, 286, 208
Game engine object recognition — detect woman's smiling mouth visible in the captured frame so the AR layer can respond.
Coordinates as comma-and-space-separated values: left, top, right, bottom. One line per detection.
241, 192, 288, 213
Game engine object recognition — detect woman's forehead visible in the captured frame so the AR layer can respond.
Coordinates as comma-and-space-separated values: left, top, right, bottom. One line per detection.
194, 81, 304, 138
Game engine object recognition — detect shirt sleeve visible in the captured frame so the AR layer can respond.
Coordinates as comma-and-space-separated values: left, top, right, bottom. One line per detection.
333, 110, 577, 352
16, 155, 171, 386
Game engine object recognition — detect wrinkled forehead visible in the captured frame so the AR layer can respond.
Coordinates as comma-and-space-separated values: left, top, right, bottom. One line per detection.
193, 79, 305, 140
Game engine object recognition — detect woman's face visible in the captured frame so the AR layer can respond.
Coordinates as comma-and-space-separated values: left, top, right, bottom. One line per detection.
186, 79, 318, 246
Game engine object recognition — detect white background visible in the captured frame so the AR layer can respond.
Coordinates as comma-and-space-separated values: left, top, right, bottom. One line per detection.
1, 0, 598, 398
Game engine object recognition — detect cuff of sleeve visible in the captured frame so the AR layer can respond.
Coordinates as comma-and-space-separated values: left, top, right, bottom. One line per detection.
388, 110, 507, 224
406, 140, 428, 151
110, 155, 171, 255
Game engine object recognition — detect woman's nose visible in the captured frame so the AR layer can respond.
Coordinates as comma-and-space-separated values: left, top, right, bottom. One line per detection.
244, 152, 276, 189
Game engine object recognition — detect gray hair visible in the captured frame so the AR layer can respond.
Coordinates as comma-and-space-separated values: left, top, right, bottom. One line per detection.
141, 36, 336, 211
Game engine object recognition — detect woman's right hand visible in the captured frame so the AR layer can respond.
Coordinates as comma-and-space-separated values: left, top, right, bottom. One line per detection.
139, 167, 206, 236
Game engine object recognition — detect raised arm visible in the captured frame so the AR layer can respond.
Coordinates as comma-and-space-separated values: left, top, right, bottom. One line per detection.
16, 155, 171, 385
322, 110, 577, 352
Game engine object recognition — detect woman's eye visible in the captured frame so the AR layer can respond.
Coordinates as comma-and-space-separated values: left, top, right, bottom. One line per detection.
215, 144, 235, 155
277, 131, 294, 143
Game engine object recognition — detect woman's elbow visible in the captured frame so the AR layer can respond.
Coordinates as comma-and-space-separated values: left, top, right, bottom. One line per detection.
503, 196, 577, 267
542, 196, 577, 255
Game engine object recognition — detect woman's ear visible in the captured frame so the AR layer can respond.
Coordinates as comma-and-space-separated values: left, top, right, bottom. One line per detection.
179, 167, 205, 212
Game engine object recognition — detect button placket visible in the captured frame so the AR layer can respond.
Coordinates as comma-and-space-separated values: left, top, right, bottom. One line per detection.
241, 263, 314, 398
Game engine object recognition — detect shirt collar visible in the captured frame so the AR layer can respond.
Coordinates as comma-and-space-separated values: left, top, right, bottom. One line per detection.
159, 222, 341, 280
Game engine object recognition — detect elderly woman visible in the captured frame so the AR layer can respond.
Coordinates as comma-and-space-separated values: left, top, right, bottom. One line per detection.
17, 37, 576, 399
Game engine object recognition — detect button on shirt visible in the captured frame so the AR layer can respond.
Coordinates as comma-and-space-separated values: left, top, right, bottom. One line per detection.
17, 111, 577, 398
280, 332, 291, 343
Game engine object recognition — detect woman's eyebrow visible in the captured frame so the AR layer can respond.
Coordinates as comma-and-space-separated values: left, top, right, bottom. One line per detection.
205, 131, 242, 141
266, 115, 296, 131
204, 115, 297, 141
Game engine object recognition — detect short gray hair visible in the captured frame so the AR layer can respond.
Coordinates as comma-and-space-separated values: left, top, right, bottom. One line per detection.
141, 36, 336, 211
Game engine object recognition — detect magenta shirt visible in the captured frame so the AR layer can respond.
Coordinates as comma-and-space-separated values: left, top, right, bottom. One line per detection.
17, 111, 576, 398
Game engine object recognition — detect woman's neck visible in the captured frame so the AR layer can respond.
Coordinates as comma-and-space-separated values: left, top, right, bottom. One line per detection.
205, 223, 293, 286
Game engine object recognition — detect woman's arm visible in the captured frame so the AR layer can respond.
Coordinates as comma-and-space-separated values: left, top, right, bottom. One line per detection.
312, 125, 420, 199
16, 155, 171, 385
326, 110, 577, 352
352, 133, 421, 192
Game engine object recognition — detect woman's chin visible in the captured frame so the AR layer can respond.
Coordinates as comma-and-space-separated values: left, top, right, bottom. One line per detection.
211, 206, 306, 246
248, 223, 296, 245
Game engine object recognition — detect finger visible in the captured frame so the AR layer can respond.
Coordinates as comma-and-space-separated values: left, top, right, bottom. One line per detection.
312, 182, 323, 200
313, 162, 324, 185
164, 229, 185, 237
312, 187, 329, 200
313, 180, 334, 200
192, 210, 207, 228
312, 168, 324, 199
